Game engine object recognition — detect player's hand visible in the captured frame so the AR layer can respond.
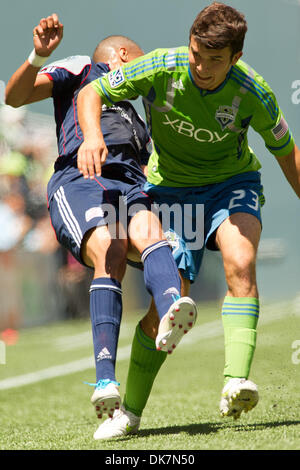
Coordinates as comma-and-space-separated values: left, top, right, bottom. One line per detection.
77, 136, 108, 179
32, 14, 63, 57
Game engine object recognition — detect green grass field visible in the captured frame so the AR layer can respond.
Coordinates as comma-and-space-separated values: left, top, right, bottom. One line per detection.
0, 299, 300, 451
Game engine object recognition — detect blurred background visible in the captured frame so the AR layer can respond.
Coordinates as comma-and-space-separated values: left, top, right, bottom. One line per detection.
0, 0, 299, 332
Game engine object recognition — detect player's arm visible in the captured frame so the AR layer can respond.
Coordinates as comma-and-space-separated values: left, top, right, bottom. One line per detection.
77, 52, 156, 179
249, 76, 300, 199
5, 14, 63, 107
77, 83, 108, 179
275, 144, 300, 198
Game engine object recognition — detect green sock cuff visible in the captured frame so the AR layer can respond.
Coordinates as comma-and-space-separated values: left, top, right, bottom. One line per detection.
223, 296, 259, 306
136, 322, 157, 351
222, 297, 259, 329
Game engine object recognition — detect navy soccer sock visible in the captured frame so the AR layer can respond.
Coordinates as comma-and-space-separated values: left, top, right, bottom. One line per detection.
89, 277, 122, 382
142, 240, 181, 320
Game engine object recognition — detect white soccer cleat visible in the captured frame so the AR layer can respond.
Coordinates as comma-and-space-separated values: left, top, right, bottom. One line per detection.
93, 405, 141, 440
89, 379, 121, 420
220, 378, 259, 420
155, 296, 197, 354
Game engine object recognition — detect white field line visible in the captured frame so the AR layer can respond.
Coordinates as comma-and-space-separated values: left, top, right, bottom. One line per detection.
0, 301, 299, 391
0, 345, 131, 391
54, 323, 134, 351
54, 331, 92, 352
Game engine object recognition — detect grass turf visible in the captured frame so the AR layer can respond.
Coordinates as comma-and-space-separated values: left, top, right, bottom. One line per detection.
0, 299, 299, 450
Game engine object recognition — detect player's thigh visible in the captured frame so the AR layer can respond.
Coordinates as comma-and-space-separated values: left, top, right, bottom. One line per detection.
215, 211, 261, 271
128, 209, 165, 254
49, 179, 126, 273
81, 223, 128, 279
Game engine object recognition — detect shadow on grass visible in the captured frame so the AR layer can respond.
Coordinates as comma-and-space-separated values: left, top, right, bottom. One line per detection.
111, 422, 223, 442
112, 419, 300, 442
232, 420, 300, 432
139, 422, 223, 438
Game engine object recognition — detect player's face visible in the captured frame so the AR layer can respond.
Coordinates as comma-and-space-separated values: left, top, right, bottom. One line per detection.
189, 36, 242, 90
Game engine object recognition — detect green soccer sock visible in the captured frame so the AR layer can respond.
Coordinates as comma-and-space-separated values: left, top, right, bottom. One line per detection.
222, 296, 259, 384
123, 322, 167, 417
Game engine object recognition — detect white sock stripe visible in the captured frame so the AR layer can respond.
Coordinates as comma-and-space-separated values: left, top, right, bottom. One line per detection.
141, 240, 170, 263
54, 187, 82, 248
89, 284, 122, 295
54, 191, 81, 248
58, 186, 83, 240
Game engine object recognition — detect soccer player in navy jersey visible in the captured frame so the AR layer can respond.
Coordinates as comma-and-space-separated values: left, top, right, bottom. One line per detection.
5, 14, 198, 439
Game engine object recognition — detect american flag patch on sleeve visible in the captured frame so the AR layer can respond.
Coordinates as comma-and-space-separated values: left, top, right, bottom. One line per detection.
271, 116, 289, 141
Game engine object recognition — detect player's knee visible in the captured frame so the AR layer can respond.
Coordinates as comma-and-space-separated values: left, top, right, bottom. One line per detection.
225, 252, 256, 291
83, 227, 128, 278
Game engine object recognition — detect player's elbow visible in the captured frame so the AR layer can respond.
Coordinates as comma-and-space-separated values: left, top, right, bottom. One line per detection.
4, 90, 24, 108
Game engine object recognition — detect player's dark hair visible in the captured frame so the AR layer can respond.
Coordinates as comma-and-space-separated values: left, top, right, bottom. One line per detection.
189, 2, 247, 56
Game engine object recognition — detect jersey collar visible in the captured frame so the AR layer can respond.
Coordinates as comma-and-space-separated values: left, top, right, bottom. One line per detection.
188, 65, 232, 96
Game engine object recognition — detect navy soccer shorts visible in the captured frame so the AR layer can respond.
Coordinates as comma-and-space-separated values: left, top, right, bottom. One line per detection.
48, 171, 152, 267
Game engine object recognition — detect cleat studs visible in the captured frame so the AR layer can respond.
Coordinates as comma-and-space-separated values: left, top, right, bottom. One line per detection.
172, 344, 176, 349
189, 311, 194, 316
172, 322, 176, 327
157, 346, 161, 351
175, 307, 180, 312
100, 401, 104, 406
188, 322, 193, 327
95, 406, 100, 411
169, 314, 175, 320
184, 330, 188, 334
97, 414, 102, 419
167, 350, 172, 354
162, 338, 167, 345
178, 324, 183, 329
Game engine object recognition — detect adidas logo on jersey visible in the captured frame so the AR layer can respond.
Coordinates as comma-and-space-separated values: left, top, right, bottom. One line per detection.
97, 347, 112, 362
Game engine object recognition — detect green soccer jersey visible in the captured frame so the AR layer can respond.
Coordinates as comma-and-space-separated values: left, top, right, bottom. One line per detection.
92, 46, 294, 187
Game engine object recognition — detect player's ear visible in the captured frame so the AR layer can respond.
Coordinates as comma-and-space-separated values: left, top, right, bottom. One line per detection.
119, 47, 129, 63
231, 51, 243, 66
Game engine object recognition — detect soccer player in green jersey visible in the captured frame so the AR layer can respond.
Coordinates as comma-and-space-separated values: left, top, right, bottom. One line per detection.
77, 2, 300, 438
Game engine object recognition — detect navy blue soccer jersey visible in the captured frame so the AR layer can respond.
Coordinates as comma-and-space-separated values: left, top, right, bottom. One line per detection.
39, 56, 151, 199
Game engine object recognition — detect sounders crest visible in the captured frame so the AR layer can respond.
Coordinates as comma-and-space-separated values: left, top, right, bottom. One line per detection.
215, 105, 235, 131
